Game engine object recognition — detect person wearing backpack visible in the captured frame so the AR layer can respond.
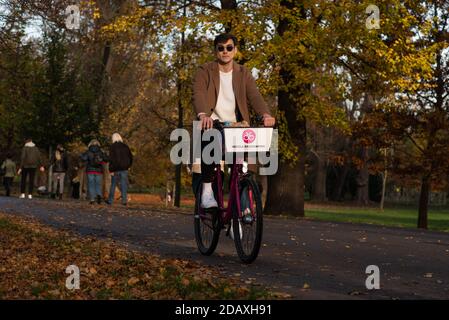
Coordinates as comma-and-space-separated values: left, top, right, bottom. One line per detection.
80, 139, 108, 204
1, 153, 16, 197
105, 133, 133, 206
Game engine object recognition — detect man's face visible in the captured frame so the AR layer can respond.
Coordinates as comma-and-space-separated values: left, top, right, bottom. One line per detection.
215, 39, 237, 65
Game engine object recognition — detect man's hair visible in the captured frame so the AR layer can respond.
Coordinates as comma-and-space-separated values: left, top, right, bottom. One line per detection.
6, 152, 12, 159
214, 33, 238, 48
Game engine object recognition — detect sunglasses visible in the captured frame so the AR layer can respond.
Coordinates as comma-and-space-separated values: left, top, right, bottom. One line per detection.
216, 45, 235, 52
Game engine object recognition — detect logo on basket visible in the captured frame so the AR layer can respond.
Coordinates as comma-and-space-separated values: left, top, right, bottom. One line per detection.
242, 129, 256, 144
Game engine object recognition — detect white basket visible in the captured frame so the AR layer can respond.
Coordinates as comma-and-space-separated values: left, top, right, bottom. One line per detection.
223, 127, 273, 152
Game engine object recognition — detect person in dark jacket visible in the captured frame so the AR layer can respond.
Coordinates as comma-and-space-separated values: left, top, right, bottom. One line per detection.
1, 152, 16, 197
18, 138, 45, 199
50, 144, 69, 199
80, 139, 108, 204
106, 133, 133, 205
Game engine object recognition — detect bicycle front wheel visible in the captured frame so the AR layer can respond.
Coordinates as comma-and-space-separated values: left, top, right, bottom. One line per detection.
194, 182, 221, 256
233, 176, 263, 264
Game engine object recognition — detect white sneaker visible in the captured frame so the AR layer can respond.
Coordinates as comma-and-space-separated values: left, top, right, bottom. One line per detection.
28, 194, 33, 199
20, 193, 26, 199
200, 192, 218, 209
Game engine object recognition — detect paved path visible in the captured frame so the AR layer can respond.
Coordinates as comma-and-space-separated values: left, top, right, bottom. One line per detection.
1, 196, 448, 299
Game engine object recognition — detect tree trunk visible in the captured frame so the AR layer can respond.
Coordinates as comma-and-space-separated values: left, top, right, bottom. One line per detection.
265, 157, 305, 216
355, 94, 373, 205
174, 163, 181, 207
417, 175, 430, 229
331, 162, 349, 201
380, 171, 387, 211
380, 148, 388, 211
311, 124, 327, 202
174, 3, 186, 208
264, 0, 308, 216
264, 69, 307, 216
356, 146, 370, 205
312, 155, 327, 202
220, 0, 238, 31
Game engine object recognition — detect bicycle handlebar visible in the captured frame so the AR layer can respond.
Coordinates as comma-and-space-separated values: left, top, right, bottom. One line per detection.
215, 119, 274, 129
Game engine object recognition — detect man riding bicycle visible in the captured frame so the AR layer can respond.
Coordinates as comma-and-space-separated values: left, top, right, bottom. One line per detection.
193, 33, 275, 210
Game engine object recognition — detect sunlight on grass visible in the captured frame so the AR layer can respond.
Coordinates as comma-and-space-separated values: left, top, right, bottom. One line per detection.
305, 206, 449, 232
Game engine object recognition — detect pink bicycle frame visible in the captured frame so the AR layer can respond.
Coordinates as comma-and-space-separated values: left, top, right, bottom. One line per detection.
215, 162, 242, 225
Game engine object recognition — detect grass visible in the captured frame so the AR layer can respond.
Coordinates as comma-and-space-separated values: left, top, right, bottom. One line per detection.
166, 192, 449, 232
125, 192, 449, 232
304, 205, 449, 232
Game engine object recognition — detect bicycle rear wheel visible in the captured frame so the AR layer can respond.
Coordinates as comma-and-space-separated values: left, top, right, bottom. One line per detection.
233, 176, 263, 263
194, 182, 221, 255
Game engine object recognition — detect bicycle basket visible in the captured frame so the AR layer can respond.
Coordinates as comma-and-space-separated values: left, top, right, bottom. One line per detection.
223, 127, 273, 153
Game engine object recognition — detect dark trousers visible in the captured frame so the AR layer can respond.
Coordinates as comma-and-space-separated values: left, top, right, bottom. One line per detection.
20, 168, 36, 194
200, 126, 225, 183
3, 177, 13, 196
71, 182, 80, 199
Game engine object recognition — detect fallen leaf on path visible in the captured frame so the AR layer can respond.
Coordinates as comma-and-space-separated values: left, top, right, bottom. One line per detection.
106, 279, 115, 287
181, 278, 190, 286
127, 277, 140, 285
273, 292, 292, 299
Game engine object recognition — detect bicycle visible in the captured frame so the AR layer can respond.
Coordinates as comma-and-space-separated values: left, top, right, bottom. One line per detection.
194, 120, 273, 263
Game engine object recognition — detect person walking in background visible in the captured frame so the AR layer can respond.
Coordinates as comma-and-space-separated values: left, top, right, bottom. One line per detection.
18, 138, 45, 199
50, 144, 69, 200
106, 133, 133, 206
1, 153, 16, 197
80, 139, 108, 204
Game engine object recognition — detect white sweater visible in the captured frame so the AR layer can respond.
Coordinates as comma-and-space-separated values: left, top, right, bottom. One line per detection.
211, 70, 237, 122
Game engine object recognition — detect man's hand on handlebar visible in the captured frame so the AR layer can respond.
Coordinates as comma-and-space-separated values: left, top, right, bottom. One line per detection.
199, 114, 214, 130
262, 113, 275, 127
199, 113, 275, 129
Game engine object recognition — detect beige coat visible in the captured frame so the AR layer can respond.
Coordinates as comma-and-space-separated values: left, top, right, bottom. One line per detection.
193, 61, 270, 123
